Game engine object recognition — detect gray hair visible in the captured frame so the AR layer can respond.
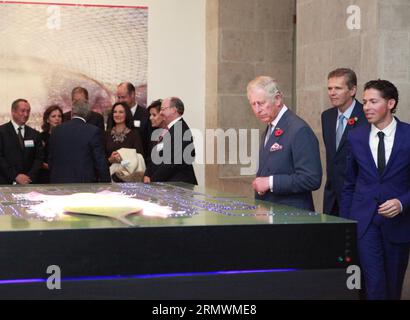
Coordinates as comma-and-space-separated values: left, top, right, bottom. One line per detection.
169, 97, 185, 115
247, 76, 282, 101
72, 101, 90, 119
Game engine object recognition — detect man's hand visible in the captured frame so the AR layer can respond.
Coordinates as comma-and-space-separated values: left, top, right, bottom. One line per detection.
378, 199, 402, 218
252, 177, 270, 195
143, 176, 151, 184
108, 151, 122, 164
15, 174, 32, 185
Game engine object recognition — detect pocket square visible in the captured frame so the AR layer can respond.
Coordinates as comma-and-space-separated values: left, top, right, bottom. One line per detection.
270, 143, 283, 152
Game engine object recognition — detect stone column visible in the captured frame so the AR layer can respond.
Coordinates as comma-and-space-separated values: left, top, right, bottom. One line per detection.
205, 0, 296, 196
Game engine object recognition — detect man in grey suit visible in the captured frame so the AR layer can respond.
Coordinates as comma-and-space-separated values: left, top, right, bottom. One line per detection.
248, 76, 322, 211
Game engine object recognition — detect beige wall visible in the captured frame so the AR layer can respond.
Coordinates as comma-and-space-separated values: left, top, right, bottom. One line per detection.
296, 0, 379, 212
205, 0, 295, 196
8, 0, 207, 185
296, 0, 409, 300
379, 0, 410, 123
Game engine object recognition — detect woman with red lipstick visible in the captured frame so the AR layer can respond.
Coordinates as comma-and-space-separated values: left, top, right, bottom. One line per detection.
105, 102, 144, 181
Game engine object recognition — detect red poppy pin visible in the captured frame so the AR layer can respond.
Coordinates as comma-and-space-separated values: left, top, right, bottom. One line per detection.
274, 128, 284, 137
347, 117, 358, 126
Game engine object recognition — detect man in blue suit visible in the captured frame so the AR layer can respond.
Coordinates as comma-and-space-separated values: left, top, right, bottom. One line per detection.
49, 101, 110, 184
341, 79, 410, 300
248, 76, 322, 211
321, 68, 366, 216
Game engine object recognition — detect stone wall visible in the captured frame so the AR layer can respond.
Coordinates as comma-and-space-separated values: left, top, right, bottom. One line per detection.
379, 0, 410, 122
205, 0, 295, 196
296, 0, 379, 212
296, 0, 409, 301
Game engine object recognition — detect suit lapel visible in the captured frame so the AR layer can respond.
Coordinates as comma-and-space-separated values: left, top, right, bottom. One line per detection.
336, 101, 362, 153
7, 122, 24, 154
326, 108, 337, 156
383, 118, 404, 175
359, 124, 379, 175
258, 110, 290, 173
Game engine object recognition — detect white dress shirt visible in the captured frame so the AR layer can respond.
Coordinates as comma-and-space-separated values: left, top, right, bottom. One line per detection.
167, 116, 182, 130
369, 118, 402, 212
336, 100, 356, 132
369, 118, 396, 167
267, 105, 288, 192
11, 120, 25, 137
130, 104, 137, 117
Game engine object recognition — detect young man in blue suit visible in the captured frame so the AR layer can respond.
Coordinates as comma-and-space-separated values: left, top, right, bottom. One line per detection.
341, 80, 410, 300
248, 76, 322, 211
321, 68, 366, 216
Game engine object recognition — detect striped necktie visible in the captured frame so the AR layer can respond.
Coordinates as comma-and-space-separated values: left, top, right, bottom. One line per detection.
335, 114, 345, 149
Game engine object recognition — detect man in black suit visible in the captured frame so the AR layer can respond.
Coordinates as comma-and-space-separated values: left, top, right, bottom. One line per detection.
49, 101, 110, 183
144, 97, 197, 185
321, 68, 366, 216
63, 87, 105, 132
0, 99, 43, 184
117, 82, 152, 158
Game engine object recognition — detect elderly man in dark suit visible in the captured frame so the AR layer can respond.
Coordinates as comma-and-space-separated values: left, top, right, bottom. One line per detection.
321, 68, 366, 216
248, 76, 322, 211
341, 80, 410, 300
117, 82, 152, 158
49, 101, 110, 183
144, 97, 197, 185
0, 99, 43, 184
63, 87, 105, 132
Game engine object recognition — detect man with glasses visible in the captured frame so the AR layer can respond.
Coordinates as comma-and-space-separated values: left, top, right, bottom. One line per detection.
247, 76, 322, 211
144, 97, 197, 185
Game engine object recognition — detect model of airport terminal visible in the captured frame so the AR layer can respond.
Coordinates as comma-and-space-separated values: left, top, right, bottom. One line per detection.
0, 182, 356, 299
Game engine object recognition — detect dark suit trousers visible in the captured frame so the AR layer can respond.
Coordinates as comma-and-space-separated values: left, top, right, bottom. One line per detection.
358, 214, 410, 300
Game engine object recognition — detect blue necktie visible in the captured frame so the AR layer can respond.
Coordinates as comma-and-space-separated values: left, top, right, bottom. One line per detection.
335, 115, 345, 149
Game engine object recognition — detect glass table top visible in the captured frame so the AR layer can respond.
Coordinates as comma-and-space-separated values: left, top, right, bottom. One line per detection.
0, 182, 352, 231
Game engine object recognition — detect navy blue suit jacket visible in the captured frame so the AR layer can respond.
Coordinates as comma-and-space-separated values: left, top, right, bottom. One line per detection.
341, 119, 410, 243
256, 109, 322, 211
321, 101, 366, 214
63, 110, 105, 132
49, 118, 110, 183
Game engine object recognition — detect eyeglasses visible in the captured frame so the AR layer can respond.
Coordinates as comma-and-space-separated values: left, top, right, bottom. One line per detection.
160, 105, 172, 111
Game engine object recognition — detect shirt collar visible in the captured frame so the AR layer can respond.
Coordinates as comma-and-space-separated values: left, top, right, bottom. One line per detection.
371, 117, 397, 138
11, 120, 25, 131
167, 116, 183, 129
72, 116, 86, 123
337, 100, 356, 120
269, 105, 288, 128
130, 104, 138, 116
